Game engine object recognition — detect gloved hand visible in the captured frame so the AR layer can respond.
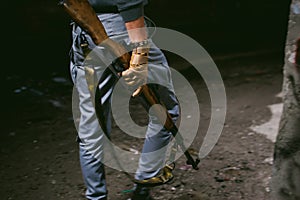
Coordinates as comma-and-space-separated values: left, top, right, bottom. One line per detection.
122, 45, 149, 96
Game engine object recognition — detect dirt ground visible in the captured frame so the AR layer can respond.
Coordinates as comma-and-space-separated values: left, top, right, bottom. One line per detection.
0, 49, 284, 200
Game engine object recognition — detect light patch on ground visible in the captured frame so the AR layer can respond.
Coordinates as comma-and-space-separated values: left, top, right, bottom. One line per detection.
250, 103, 283, 143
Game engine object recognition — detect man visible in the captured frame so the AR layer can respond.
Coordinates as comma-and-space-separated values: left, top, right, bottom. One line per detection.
69, 0, 179, 199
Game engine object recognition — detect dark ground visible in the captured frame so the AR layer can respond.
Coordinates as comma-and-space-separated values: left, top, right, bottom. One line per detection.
0, 0, 290, 200
0, 49, 284, 200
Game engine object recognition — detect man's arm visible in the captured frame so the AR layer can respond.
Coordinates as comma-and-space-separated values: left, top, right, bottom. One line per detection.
121, 15, 149, 97
115, 0, 148, 42
125, 16, 148, 42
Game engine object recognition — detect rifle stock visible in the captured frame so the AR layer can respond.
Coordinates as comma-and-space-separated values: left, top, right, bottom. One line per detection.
59, 0, 130, 69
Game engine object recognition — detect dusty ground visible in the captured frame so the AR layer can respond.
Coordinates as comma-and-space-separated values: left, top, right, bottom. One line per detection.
0, 50, 284, 200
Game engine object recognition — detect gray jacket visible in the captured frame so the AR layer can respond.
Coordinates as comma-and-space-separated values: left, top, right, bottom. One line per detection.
88, 0, 148, 22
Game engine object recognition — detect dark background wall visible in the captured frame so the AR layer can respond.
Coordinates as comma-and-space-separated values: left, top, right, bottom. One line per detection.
145, 0, 290, 54
2, 0, 291, 78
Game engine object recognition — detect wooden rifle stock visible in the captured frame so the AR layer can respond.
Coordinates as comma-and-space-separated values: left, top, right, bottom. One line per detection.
59, 0, 130, 69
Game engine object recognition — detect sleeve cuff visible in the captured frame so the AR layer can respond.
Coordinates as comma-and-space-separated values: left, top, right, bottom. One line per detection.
120, 4, 144, 22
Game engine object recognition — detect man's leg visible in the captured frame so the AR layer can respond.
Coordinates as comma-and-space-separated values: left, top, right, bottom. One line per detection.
75, 67, 109, 200
79, 143, 107, 200
134, 83, 179, 181
132, 61, 180, 199
70, 18, 118, 199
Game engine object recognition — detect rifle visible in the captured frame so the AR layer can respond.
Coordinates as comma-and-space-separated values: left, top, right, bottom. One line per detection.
59, 0, 200, 186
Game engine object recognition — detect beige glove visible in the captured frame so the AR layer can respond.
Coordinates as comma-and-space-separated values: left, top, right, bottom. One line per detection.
122, 45, 149, 96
